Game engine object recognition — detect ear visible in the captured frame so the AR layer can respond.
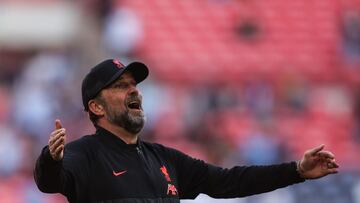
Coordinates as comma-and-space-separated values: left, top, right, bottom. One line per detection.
88, 100, 105, 116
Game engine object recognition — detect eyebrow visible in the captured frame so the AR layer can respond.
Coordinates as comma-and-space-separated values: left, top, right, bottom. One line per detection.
117, 74, 133, 81
112, 76, 126, 83
110, 78, 136, 86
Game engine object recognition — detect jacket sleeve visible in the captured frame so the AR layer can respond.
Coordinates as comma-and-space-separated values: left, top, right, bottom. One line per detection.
33, 146, 75, 195
34, 136, 95, 202
169, 148, 305, 199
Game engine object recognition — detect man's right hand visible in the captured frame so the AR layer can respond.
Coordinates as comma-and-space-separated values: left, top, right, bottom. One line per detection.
48, 119, 66, 161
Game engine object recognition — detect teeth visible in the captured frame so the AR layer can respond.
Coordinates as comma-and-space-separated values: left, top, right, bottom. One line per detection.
128, 101, 141, 109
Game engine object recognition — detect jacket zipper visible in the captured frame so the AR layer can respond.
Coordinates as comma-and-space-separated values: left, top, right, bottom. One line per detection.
136, 146, 152, 170
136, 146, 161, 195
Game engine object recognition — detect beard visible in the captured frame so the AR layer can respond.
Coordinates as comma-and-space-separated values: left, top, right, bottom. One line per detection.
105, 105, 145, 135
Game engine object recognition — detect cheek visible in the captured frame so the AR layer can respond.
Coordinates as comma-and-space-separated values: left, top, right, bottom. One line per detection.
107, 96, 126, 110
102, 90, 127, 110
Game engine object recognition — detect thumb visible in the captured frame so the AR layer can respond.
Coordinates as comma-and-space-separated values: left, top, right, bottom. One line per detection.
309, 144, 325, 156
55, 119, 63, 130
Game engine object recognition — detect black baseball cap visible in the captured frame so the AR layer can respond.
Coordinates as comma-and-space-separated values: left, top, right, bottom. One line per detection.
81, 59, 149, 111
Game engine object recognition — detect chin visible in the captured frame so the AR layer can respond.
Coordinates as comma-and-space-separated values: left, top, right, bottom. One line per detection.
129, 109, 144, 117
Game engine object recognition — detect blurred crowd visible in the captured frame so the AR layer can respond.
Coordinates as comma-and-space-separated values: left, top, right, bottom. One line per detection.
0, 0, 360, 202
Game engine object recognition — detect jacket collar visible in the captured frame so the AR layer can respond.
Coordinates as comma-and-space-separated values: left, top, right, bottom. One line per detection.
95, 126, 141, 150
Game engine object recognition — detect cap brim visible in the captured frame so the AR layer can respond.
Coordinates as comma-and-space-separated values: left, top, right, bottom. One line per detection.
125, 62, 149, 84
103, 61, 149, 89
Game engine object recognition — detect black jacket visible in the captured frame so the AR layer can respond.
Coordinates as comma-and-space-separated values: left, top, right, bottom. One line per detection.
34, 127, 304, 203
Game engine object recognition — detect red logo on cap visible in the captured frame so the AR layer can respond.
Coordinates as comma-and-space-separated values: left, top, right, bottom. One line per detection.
113, 59, 125, 69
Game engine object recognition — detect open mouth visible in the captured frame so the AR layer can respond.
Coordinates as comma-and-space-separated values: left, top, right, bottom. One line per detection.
127, 100, 142, 110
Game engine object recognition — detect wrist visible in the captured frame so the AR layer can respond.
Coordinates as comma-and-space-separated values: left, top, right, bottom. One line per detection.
296, 160, 306, 178
44, 146, 63, 163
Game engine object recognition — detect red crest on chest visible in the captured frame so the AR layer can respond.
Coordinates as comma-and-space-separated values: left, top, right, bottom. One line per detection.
160, 165, 171, 182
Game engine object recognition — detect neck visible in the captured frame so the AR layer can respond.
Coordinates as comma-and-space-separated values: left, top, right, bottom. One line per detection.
97, 120, 138, 144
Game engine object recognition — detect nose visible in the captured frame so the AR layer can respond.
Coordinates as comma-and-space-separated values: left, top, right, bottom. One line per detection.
127, 86, 141, 97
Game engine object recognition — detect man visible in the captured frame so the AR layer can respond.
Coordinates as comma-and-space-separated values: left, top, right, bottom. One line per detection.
34, 59, 339, 203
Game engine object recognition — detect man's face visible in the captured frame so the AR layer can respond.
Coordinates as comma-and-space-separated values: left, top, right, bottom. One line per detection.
99, 71, 145, 134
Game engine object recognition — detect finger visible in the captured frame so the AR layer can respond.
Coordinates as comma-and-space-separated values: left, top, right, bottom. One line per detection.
49, 140, 64, 154
325, 157, 337, 163
50, 129, 64, 137
52, 144, 64, 161
332, 162, 339, 168
308, 144, 325, 156
53, 135, 65, 148
55, 119, 63, 130
318, 151, 335, 159
326, 168, 339, 174
54, 144, 64, 156
327, 160, 339, 168
49, 129, 66, 145
49, 135, 65, 152
49, 131, 65, 148
325, 157, 336, 162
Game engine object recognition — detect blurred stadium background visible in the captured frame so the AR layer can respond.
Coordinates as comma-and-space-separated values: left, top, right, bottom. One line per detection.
0, 0, 360, 202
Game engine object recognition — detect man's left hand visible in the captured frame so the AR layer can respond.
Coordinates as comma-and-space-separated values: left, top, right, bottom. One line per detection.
297, 144, 339, 179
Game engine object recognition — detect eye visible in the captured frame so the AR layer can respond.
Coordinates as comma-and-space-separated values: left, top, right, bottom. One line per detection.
112, 82, 128, 89
110, 80, 137, 89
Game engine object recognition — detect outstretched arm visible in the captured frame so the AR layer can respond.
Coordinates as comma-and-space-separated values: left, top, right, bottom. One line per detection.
169, 145, 339, 199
